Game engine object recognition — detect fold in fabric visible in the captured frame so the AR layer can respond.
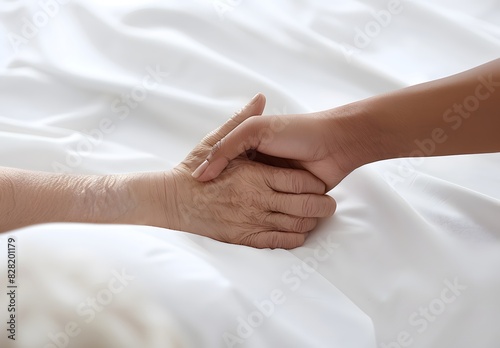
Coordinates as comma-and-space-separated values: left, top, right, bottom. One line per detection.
0, 1, 499, 347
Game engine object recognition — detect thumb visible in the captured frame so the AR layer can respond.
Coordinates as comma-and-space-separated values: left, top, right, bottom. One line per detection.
192, 115, 268, 181
201, 93, 266, 147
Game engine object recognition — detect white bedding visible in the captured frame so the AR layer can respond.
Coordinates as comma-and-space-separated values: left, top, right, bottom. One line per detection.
1, 1, 500, 347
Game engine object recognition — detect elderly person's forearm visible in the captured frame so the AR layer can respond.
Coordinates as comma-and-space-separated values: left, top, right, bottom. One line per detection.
0, 167, 161, 232
0, 94, 336, 249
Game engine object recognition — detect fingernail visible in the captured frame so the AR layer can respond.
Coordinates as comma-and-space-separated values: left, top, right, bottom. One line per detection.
192, 159, 209, 179
246, 93, 260, 107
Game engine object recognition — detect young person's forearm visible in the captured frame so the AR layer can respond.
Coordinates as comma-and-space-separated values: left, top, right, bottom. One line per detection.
356, 58, 500, 162
0, 167, 165, 232
184, 60, 499, 190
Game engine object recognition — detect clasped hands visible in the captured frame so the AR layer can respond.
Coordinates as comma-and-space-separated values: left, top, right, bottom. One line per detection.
3, 60, 497, 247
156, 94, 337, 249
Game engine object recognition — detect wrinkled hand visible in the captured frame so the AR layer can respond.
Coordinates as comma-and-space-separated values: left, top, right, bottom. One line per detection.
163, 94, 336, 249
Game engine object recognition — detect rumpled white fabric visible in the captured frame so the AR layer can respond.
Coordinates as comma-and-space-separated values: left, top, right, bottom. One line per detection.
0, 1, 499, 347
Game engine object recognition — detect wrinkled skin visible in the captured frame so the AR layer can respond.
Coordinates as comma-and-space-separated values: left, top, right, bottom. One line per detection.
160, 94, 336, 249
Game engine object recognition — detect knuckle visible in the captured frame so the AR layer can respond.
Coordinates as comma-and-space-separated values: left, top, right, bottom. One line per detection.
269, 191, 282, 210
268, 233, 283, 249
270, 169, 286, 190
210, 139, 224, 158
246, 116, 264, 139
259, 232, 307, 249
292, 217, 315, 232
288, 173, 304, 194
201, 129, 217, 145
256, 211, 271, 226
281, 234, 305, 249
231, 110, 241, 120
246, 115, 259, 127
240, 232, 260, 248
301, 195, 318, 217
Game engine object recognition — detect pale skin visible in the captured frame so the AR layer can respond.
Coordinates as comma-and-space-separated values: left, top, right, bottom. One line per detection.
0, 94, 336, 249
194, 59, 500, 192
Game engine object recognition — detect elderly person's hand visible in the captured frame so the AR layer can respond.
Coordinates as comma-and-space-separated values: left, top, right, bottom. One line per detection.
159, 94, 336, 248
0, 94, 336, 249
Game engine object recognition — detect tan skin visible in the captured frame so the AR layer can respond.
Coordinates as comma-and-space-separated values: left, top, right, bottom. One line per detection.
2, 59, 498, 249
195, 59, 500, 192
0, 95, 336, 249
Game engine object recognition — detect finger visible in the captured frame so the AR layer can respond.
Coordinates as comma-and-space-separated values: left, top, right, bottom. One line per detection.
265, 168, 326, 194
193, 114, 307, 181
201, 93, 266, 147
269, 193, 337, 218
193, 115, 265, 180
263, 213, 318, 233
241, 231, 308, 249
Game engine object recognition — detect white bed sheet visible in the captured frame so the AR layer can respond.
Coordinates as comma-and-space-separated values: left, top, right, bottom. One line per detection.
1, 0, 500, 347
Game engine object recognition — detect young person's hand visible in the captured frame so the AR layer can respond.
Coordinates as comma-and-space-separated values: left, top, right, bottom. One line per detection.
191, 104, 383, 191
193, 59, 500, 191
